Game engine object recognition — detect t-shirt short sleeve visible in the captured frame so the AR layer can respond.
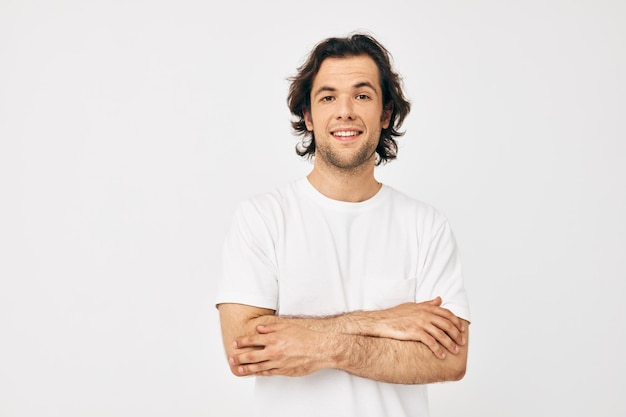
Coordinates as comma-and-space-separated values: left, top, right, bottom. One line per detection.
214, 200, 278, 310
416, 219, 471, 323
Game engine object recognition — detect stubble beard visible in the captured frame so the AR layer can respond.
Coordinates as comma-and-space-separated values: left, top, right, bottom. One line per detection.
315, 141, 376, 173
315, 139, 378, 173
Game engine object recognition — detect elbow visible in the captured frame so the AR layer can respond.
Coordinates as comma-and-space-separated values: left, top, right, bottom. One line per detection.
441, 351, 467, 382
447, 337, 469, 381
449, 363, 466, 381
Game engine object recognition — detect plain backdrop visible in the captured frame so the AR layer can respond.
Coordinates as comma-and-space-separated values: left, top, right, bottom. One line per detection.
1, 1, 625, 416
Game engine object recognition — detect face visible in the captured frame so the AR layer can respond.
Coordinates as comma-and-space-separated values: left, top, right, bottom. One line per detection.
304, 55, 392, 172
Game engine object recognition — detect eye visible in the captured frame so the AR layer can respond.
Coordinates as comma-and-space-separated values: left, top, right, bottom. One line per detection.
320, 96, 334, 102
356, 93, 371, 100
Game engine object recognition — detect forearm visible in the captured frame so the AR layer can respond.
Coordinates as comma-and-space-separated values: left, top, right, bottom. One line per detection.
267, 311, 468, 384
328, 331, 468, 384
235, 313, 469, 384
222, 302, 469, 384
254, 312, 352, 333
258, 301, 467, 359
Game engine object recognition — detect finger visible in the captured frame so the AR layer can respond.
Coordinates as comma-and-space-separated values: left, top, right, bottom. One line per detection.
430, 307, 465, 333
425, 296, 442, 306
234, 334, 266, 349
235, 361, 274, 376
256, 324, 280, 334
235, 364, 267, 376
230, 349, 267, 366
420, 333, 447, 359
427, 325, 459, 355
431, 316, 465, 346
254, 369, 279, 377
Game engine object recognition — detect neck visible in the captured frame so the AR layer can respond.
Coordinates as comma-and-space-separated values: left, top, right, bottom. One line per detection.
307, 162, 381, 203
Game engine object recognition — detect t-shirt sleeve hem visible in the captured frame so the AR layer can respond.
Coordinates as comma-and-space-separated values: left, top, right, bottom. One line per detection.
214, 292, 278, 311
444, 304, 471, 324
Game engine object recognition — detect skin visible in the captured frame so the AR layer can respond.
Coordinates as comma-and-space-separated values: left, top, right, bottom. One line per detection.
303, 55, 392, 202
218, 55, 470, 384
219, 300, 469, 384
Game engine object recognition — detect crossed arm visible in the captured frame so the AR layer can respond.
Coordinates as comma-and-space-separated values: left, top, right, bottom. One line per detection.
217, 297, 469, 385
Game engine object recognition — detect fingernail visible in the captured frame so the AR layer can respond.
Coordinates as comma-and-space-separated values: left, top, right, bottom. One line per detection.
229, 357, 235, 365
232, 341, 238, 347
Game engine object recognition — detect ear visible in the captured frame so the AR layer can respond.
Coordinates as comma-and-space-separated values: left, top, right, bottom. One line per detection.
381, 103, 393, 129
303, 108, 313, 131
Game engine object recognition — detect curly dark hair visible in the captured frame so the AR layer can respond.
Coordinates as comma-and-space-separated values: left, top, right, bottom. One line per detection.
287, 33, 411, 165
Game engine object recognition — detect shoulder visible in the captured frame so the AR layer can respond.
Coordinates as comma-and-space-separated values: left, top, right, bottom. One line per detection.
241, 178, 300, 207
232, 178, 304, 224
384, 185, 450, 228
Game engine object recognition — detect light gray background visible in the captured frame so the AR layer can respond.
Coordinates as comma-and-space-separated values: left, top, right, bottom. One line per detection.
1, 1, 625, 416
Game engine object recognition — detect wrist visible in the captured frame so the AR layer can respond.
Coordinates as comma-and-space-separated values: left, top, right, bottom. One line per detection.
323, 331, 351, 370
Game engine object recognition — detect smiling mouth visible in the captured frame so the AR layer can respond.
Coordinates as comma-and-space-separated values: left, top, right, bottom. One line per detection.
332, 130, 362, 138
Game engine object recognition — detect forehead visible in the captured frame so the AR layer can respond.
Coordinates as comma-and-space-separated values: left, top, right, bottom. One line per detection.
313, 55, 381, 90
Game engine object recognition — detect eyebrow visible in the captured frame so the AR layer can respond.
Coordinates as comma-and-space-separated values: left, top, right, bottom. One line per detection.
313, 81, 378, 98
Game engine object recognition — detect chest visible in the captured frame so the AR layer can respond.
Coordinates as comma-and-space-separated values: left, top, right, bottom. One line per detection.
274, 207, 421, 315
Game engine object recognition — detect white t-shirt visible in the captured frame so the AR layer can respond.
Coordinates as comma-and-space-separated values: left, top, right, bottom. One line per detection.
216, 177, 470, 417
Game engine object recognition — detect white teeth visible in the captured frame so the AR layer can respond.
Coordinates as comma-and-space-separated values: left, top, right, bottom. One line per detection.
333, 131, 359, 137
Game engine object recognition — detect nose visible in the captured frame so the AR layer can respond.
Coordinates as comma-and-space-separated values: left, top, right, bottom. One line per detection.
336, 97, 355, 120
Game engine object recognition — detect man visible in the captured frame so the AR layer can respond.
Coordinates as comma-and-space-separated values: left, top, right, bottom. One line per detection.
215, 33, 470, 417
